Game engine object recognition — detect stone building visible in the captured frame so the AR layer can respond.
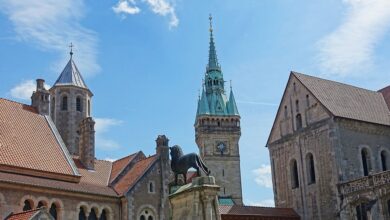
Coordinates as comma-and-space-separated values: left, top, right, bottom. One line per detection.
267, 71, 390, 220
0, 50, 171, 220
195, 16, 242, 205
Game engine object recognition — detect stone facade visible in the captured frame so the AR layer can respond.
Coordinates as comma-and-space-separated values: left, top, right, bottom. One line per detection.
0, 185, 118, 220
268, 72, 390, 220
169, 176, 220, 220
195, 116, 243, 204
31, 79, 50, 115
49, 85, 92, 155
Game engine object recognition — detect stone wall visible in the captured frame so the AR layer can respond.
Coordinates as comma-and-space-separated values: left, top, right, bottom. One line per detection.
0, 183, 119, 220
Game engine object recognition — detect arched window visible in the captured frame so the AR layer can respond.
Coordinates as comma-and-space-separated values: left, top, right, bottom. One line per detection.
284, 105, 288, 118
295, 100, 299, 112
381, 151, 389, 171
88, 100, 91, 116
99, 210, 107, 220
76, 97, 82, 112
139, 209, 154, 220
356, 203, 368, 220
79, 207, 86, 220
23, 200, 32, 211
50, 203, 57, 220
291, 159, 299, 189
149, 182, 154, 193
296, 114, 302, 130
62, 96, 68, 111
306, 153, 316, 184
37, 201, 45, 208
88, 209, 98, 220
361, 148, 371, 176
51, 97, 55, 117
306, 94, 310, 107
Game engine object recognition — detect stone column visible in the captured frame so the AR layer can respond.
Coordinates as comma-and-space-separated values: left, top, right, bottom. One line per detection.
169, 176, 221, 220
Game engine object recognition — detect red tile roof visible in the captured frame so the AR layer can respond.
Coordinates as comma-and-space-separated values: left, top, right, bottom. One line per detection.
109, 153, 137, 182
75, 158, 112, 186
113, 155, 157, 195
219, 205, 300, 219
0, 170, 117, 197
6, 208, 40, 220
0, 98, 78, 180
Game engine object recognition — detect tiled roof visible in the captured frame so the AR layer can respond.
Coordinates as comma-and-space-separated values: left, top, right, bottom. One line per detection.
109, 153, 137, 183
6, 209, 41, 220
53, 58, 88, 89
0, 98, 79, 179
293, 72, 390, 126
219, 205, 300, 219
0, 170, 117, 197
74, 158, 112, 187
113, 155, 157, 195
218, 197, 235, 205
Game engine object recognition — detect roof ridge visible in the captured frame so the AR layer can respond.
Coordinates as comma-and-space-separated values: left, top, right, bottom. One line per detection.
292, 71, 379, 94
113, 152, 139, 163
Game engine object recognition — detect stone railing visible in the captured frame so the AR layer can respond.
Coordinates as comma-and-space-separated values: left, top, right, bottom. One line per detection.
339, 170, 390, 196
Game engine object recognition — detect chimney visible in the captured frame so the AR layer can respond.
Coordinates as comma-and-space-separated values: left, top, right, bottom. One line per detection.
156, 135, 170, 162
79, 117, 95, 170
36, 79, 45, 90
31, 78, 50, 115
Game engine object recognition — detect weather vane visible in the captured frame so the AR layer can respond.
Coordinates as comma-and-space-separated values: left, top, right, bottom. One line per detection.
209, 14, 213, 33
69, 42, 74, 58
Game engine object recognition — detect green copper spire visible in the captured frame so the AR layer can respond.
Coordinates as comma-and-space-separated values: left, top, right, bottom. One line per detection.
196, 15, 239, 117
207, 14, 221, 72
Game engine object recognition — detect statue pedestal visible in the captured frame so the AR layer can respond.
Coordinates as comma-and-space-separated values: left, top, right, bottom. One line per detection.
169, 176, 221, 220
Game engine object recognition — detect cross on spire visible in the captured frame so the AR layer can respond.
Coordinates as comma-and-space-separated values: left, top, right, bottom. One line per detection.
69, 42, 74, 58
209, 14, 213, 33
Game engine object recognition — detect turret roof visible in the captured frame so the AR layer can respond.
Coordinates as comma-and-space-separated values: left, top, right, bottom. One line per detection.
53, 57, 88, 89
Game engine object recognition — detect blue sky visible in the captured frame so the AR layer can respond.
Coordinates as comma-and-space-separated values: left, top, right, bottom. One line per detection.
1, 0, 390, 207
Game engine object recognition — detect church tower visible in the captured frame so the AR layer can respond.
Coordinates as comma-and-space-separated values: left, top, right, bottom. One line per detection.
195, 15, 242, 205
49, 46, 93, 156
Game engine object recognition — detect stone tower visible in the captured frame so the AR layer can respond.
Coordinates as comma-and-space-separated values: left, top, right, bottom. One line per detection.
31, 79, 50, 115
49, 49, 93, 155
195, 15, 243, 205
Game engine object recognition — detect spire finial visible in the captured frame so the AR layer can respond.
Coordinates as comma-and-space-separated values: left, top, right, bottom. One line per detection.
209, 14, 213, 33
69, 42, 74, 59
230, 80, 232, 89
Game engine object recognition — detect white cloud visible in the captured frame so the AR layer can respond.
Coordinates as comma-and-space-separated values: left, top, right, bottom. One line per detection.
9, 80, 35, 100
104, 157, 117, 162
317, 0, 390, 77
112, 0, 179, 28
253, 164, 273, 188
9, 79, 50, 100
94, 118, 123, 150
247, 199, 275, 207
112, 0, 140, 15
0, 0, 100, 76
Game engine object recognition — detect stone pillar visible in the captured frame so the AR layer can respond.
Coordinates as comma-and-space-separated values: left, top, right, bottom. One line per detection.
79, 117, 95, 170
156, 135, 171, 219
31, 78, 50, 115
169, 176, 221, 220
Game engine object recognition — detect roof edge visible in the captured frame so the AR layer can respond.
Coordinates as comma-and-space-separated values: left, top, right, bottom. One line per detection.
45, 115, 81, 177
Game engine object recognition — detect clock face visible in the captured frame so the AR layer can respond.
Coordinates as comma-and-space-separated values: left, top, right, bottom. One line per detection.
217, 142, 226, 153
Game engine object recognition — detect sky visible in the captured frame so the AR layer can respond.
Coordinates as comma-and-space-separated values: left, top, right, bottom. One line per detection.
1, 0, 390, 207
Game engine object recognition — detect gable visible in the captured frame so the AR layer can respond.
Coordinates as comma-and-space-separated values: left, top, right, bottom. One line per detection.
267, 74, 330, 145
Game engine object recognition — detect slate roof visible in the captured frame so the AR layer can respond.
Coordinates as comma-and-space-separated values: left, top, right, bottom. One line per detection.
53, 58, 88, 89
293, 71, 390, 126
219, 205, 300, 219
0, 98, 79, 179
